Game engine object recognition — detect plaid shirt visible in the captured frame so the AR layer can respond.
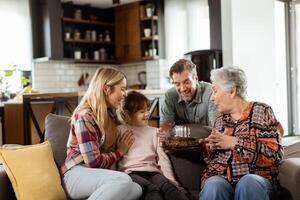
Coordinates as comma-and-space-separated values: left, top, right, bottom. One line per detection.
60, 108, 121, 175
201, 102, 284, 189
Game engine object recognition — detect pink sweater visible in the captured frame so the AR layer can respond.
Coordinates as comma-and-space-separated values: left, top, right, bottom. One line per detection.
117, 125, 178, 185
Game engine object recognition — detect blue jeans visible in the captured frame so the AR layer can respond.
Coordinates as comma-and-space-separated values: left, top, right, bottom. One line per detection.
63, 165, 142, 200
199, 174, 273, 200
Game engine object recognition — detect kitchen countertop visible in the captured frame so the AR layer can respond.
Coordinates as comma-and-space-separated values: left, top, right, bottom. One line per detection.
21, 89, 167, 99
135, 89, 166, 95
0, 89, 167, 105
22, 92, 84, 99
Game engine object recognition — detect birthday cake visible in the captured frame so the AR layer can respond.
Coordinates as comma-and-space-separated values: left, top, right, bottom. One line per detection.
161, 136, 199, 148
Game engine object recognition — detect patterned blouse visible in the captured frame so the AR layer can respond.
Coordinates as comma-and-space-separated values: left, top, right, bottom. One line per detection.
200, 102, 284, 189
60, 108, 121, 175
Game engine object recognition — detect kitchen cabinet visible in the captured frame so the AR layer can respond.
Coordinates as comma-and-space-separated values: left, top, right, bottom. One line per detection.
61, 3, 116, 63
3, 102, 54, 145
3, 103, 24, 144
139, 1, 160, 60
115, 2, 141, 63
30, 0, 164, 64
115, 1, 165, 63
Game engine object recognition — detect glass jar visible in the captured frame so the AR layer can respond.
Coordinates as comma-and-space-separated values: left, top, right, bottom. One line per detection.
74, 9, 82, 20
91, 30, 97, 41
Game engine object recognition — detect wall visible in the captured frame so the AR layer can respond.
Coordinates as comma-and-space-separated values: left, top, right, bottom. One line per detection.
32, 61, 145, 92
118, 62, 147, 88
164, 0, 210, 67
146, 59, 171, 89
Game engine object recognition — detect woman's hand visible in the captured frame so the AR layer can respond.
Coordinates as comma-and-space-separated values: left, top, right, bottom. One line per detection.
117, 130, 135, 156
205, 131, 238, 150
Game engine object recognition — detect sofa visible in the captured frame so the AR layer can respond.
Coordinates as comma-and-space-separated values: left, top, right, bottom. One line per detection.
0, 114, 300, 200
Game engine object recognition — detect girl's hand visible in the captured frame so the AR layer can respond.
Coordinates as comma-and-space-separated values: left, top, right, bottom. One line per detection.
177, 186, 187, 194
117, 130, 135, 156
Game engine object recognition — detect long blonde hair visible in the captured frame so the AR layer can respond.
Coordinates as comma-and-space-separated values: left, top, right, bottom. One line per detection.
74, 67, 126, 151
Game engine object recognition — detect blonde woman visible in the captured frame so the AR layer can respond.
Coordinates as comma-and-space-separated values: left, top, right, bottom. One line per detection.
60, 67, 142, 200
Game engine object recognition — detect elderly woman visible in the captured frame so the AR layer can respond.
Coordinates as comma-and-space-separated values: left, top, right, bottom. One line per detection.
199, 66, 283, 200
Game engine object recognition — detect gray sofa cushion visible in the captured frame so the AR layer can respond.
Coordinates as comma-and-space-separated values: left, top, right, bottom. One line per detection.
279, 158, 300, 200
44, 113, 70, 167
284, 141, 300, 159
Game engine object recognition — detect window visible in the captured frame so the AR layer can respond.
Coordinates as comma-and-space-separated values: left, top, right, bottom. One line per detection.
164, 0, 210, 66
0, 0, 32, 70
280, 0, 300, 135
0, 0, 32, 93
290, 1, 300, 135
275, 1, 288, 135
295, 2, 300, 135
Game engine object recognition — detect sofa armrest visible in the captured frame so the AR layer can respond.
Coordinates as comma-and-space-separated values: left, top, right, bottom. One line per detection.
0, 164, 16, 200
279, 158, 300, 200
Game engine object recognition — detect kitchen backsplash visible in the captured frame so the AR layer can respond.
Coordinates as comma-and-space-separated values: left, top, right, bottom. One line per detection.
32, 61, 147, 92
146, 59, 171, 89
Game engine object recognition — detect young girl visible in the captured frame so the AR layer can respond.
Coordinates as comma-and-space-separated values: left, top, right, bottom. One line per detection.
117, 90, 189, 200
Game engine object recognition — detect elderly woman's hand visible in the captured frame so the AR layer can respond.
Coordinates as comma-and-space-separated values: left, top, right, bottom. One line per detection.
206, 131, 238, 150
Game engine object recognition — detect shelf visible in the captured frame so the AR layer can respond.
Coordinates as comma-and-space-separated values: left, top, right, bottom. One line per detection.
141, 16, 158, 21
142, 56, 159, 60
141, 35, 159, 41
62, 17, 114, 27
74, 59, 115, 64
64, 39, 114, 45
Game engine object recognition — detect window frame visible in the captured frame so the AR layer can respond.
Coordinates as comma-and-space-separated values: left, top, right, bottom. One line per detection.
282, 0, 300, 136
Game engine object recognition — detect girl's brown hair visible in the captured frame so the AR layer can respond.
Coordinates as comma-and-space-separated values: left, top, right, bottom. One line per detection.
118, 91, 150, 124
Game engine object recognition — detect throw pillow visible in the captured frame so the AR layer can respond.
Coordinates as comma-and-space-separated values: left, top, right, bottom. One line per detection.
0, 141, 67, 200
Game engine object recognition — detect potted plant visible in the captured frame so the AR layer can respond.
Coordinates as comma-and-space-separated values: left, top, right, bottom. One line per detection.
74, 47, 82, 59
64, 26, 72, 39
145, 2, 155, 17
144, 28, 151, 37
0, 66, 17, 101
0, 71, 10, 101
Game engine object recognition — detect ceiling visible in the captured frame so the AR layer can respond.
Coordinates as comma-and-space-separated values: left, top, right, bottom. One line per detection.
61, 0, 140, 8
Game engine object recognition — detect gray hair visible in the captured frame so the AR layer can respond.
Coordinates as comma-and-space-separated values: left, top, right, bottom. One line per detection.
210, 66, 247, 98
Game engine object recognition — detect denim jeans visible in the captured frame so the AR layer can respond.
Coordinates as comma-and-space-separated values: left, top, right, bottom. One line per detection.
199, 174, 273, 200
63, 165, 142, 200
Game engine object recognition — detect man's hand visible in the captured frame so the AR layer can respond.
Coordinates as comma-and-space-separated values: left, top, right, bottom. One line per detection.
159, 121, 174, 133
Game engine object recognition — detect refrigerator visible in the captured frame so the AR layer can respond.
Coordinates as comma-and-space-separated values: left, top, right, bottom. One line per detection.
184, 49, 222, 82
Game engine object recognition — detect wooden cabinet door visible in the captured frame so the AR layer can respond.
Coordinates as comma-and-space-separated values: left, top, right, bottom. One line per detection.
115, 2, 141, 63
115, 6, 127, 63
125, 2, 141, 62
4, 103, 24, 144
